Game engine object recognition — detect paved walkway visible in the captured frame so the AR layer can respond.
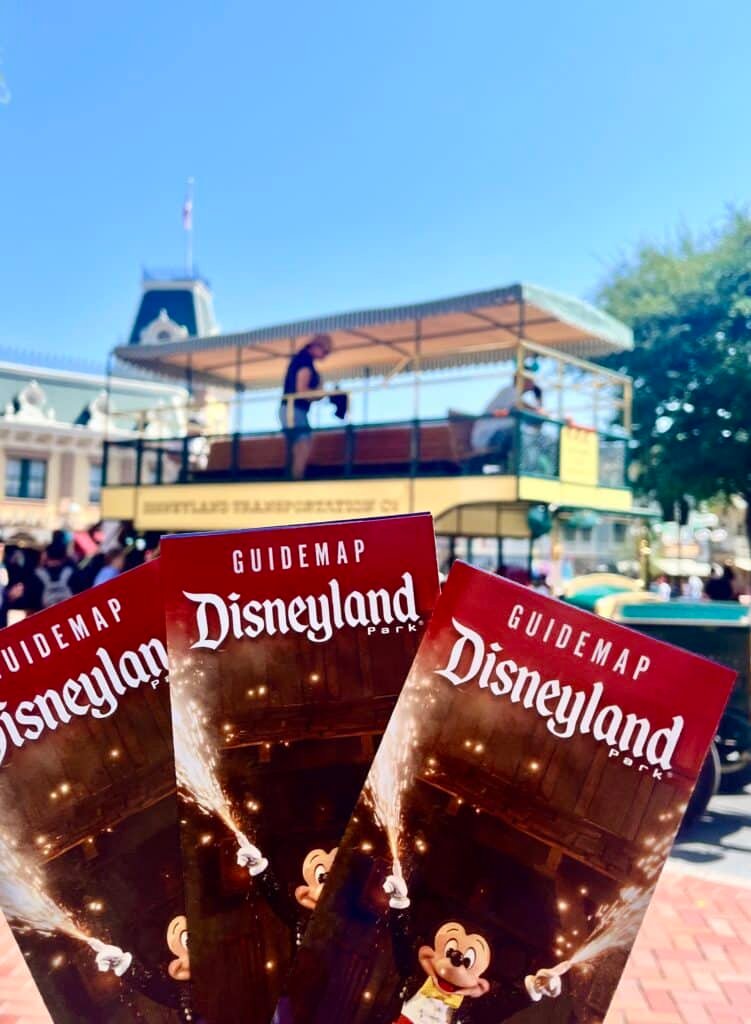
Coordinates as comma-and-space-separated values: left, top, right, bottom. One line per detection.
0, 864, 748, 1023
0, 919, 49, 1024
605, 865, 751, 1024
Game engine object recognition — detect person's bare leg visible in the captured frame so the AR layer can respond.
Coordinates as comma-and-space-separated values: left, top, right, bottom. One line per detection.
292, 435, 312, 479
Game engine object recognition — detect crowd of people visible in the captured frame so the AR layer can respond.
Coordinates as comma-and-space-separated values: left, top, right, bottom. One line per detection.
0, 530, 744, 630
0, 529, 158, 627
650, 563, 741, 602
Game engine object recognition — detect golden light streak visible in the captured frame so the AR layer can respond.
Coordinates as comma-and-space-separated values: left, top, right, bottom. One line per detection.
362, 675, 428, 881
564, 831, 674, 971
171, 656, 251, 846
0, 832, 94, 945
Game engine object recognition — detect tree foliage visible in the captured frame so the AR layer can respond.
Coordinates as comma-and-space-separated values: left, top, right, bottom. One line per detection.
597, 210, 751, 533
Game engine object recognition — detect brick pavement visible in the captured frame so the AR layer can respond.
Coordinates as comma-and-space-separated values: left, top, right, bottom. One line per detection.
0, 915, 50, 1024
605, 865, 751, 1024
0, 863, 748, 1022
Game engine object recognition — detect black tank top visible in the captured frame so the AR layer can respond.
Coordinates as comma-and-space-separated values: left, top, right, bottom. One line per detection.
283, 348, 320, 411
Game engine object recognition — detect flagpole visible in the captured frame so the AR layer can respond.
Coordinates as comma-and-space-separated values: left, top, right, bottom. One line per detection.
184, 177, 195, 278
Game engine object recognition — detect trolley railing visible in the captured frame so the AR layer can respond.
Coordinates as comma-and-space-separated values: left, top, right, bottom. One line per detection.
102, 411, 628, 489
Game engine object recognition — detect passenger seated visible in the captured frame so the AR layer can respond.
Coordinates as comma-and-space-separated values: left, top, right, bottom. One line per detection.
471, 372, 544, 468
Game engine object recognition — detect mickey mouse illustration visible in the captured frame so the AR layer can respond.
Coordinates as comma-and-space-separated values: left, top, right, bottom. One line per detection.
295, 848, 337, 911
383, 875, 564, 1023
92, 914, 197, 1022
236, 838, 337, 947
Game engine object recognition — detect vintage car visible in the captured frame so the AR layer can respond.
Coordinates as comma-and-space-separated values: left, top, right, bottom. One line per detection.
562, 579, 751, 823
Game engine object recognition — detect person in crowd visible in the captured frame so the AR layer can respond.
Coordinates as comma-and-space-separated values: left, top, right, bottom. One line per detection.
0, 542, 24, 628
471, 372, 545, 468
93, 546, 126, 586
530, 573, 551, 596
280, 333, 333, 479
504, 565, 531, 586
683, 574, 704, 600
650, 574, 672, 601
77, 549, 107, 590
705, 564, 738, 601
6, 547, 27, 591
143, 532, 161, 563
26, 540, 78, 611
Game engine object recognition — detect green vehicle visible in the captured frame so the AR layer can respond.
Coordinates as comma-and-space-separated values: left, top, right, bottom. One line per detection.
563, 580, 751, 822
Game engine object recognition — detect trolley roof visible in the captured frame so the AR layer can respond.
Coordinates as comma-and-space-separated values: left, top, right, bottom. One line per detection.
114, 282, 633, 390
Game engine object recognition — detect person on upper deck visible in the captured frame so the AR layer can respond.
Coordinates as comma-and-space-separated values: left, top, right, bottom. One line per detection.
280, 333, 333, 479
705, 564, 738, 602
470, 372, 544, 464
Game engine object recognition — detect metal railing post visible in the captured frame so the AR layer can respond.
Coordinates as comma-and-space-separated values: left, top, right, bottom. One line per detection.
410, 419, 420, 476
135, 437, 144, 486
513, 411, 521, 475
344, 423, 354, 477
231, 431, 240, 476
181, 435, 189, 482
554, 421, 561, 477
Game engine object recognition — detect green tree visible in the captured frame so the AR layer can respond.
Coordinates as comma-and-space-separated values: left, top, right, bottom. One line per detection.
597, 209, 751, 543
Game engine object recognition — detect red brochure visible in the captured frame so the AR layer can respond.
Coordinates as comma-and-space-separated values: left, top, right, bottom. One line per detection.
281, 561, 736, 1024
161, 514, 440, 1024
0, 561, 192, 1023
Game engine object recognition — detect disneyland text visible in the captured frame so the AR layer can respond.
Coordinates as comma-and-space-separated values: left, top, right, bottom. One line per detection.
435, 617, 683, 777
185, 572, 419, 649
0, 638, 169, 765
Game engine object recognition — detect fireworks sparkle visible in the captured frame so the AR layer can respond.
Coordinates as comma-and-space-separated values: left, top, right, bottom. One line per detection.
566, 884, 653, 969
362, 677, 427, 881
0, 832, 96, 947
171, 658, 251, 846
562, 831, 674, 972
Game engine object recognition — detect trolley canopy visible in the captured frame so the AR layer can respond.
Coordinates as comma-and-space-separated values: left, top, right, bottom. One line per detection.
113, 282, 633, 390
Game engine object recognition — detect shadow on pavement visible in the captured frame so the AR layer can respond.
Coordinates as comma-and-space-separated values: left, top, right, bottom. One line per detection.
672, 788, 751, 868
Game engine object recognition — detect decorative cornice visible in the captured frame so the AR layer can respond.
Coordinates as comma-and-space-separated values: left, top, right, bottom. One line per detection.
139, 308, 190, 345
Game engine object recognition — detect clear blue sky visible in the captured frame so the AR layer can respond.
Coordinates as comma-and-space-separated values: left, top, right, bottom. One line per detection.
2, 0, 751, 370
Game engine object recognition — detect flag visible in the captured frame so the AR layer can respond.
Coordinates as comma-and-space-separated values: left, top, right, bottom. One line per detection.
182, 194, 193, 232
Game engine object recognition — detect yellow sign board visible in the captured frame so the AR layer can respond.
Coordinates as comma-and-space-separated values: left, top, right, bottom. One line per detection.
559, 426, 599, 486
100, 468, 633, 534
518, 477, 633, 512
102, 475, 520, 533
126, 480, 410, 532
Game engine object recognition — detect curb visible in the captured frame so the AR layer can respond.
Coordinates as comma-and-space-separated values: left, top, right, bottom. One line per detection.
664, 858, 751, 890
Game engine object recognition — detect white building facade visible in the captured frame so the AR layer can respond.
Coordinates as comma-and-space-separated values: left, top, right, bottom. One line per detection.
0, 362, 185, 544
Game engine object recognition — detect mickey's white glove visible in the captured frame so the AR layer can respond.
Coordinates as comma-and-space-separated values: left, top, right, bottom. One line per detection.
236, 838, 268, 877
525, 968, 563, 1002
383, 874, 410, 910
90, 939, 133, 978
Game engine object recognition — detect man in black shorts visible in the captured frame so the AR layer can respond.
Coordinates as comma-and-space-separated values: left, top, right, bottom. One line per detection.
280, 333, 333, 479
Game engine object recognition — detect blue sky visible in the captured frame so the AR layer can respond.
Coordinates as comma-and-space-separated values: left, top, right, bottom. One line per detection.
1, 0, 751, 370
